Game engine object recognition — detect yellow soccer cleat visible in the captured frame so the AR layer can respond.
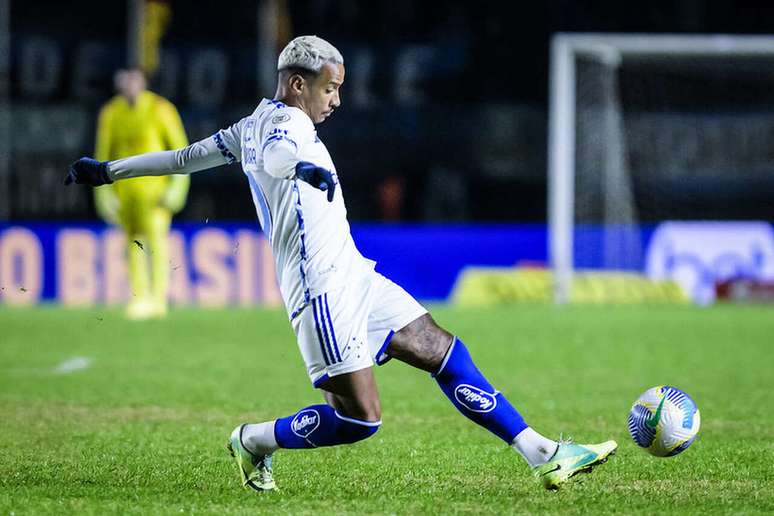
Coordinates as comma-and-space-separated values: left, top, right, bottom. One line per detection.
125, 297, 158, 321
226, 425, 277, 492
534, 439, 617, 489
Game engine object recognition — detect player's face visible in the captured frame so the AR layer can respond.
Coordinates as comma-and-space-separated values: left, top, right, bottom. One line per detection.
303, 63, 344, 124
116, 70, 147, 101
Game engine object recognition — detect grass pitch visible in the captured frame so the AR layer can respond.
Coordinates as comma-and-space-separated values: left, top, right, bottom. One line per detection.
1, 304, 772, 514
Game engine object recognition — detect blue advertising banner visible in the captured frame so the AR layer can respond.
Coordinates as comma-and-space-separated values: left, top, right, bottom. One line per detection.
2, 222, 772, 306
0, 223, 280, 307
0, 223, 550, 306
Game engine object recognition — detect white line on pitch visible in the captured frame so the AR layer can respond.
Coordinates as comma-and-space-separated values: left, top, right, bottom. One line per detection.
53, 357, 93, 374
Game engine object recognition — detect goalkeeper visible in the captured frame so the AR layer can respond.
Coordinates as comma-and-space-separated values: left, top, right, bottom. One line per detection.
93, 68, 189, 320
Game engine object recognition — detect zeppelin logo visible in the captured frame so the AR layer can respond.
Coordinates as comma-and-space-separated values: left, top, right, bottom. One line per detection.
291, 409, 320, 438
454, 384, 497, 413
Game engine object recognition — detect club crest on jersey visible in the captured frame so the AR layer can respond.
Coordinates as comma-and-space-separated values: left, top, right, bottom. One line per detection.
454, 384, 497, 413
272, 113, 291, 125
291, 409, 320, 438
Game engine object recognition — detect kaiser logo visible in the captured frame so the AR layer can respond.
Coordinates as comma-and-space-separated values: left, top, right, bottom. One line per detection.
291, 409, 320, 438
454, 384, 497, 413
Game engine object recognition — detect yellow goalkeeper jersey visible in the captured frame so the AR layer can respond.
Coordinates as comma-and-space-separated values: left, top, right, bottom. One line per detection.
95, 90, 188, 204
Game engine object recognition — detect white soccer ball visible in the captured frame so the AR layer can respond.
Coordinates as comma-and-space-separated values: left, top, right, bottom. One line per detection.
627, 385, 701, 457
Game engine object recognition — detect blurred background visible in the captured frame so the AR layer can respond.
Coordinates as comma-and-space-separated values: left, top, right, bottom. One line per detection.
1, 0, 773, 309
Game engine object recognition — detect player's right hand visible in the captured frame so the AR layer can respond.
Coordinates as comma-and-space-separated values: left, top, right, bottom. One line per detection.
295, 161, 336, 202
64, 157, 113, 186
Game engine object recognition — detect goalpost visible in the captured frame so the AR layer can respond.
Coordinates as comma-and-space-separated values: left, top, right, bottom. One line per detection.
0, 0, 9, 220
548, 33, 774, 304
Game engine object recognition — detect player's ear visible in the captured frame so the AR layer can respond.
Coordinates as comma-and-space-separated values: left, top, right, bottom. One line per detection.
289, 74, 306, 95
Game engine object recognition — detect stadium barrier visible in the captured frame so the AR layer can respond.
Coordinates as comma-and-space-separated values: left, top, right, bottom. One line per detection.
1, 222, 773, 306
0, 223, 548, 306
0, 224, 280, 306
644, 222, 774, 305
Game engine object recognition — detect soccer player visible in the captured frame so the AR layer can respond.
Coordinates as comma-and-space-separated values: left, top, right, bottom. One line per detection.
94, 68, 190, 320
65, 36, 616, 490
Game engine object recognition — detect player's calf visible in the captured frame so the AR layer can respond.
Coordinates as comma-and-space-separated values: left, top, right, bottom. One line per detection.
433, 337, 562, 466
275, 404, 381, 448
433, 337, 528, 442
231, 403, 380, 491
240, 403, 380, 457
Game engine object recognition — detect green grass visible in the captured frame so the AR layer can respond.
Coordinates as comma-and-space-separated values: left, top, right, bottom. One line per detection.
1, 304, 773, 514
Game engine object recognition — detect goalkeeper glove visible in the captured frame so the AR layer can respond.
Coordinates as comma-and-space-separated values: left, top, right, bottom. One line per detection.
94, 186, 120, 225
160, 175, 190, 213
295, 161, 336, 202
65, 157, 113, 186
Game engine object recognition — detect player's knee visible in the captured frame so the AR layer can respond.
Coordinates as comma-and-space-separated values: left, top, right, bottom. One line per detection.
389, 314, 454, 372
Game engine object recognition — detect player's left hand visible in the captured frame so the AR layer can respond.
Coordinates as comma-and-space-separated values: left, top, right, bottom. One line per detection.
295, 161, 336, 202
64, 157, 113, 186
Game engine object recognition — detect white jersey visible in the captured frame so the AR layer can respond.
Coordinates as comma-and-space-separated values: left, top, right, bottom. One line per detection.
212, 99, 376, 319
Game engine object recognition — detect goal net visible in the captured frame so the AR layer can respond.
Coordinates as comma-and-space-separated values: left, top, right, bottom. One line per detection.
548, 34, 774, 303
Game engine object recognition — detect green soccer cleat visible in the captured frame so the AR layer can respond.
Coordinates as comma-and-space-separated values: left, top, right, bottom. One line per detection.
534, 438, 617, 490
226, 424, 277, 492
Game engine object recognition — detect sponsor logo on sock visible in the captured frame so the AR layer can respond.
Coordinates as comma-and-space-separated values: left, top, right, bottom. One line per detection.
291, 409, 320, 438
454, 384, 497, 413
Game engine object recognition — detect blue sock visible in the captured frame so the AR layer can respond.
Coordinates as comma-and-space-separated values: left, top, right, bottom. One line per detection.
274, 404, 380, 449
434, 337, 528, 443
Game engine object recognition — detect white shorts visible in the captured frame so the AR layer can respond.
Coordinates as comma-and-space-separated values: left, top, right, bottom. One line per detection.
292, 272, 427, 387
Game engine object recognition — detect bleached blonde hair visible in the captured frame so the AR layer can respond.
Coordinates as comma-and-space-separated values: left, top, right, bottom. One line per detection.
277, 35, 344, 73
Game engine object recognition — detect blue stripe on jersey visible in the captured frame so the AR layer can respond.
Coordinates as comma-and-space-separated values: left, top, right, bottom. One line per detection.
312, 297, 331, 366
291, 179, 311, 309
262, 135, 298, 151
323, 293, 342, 362
317, 295, 338, 365
268, 99, 286, 109
245, 173, 273, 240
212, 132, 237, 164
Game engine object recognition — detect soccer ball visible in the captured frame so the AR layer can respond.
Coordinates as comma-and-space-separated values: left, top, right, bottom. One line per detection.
627, 385, 700, 457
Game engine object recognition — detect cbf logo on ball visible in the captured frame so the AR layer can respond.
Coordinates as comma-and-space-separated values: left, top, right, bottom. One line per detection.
454, 384, 497, 413
291, 409, 320, 438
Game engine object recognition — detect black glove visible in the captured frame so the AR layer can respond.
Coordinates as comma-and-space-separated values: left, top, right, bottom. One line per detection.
64, 158, 113, 186
295, 161, 336, 202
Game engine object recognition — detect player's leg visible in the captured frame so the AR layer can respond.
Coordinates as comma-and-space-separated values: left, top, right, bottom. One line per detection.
146, 206, 172, 317
386, 313, 558, 465
240, 367, 381, 456
229, 286, 381, 492
229, 367, 381, 493
118, 197, 153, 319
239, 288, 382, 454
367, 274, 616, 488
